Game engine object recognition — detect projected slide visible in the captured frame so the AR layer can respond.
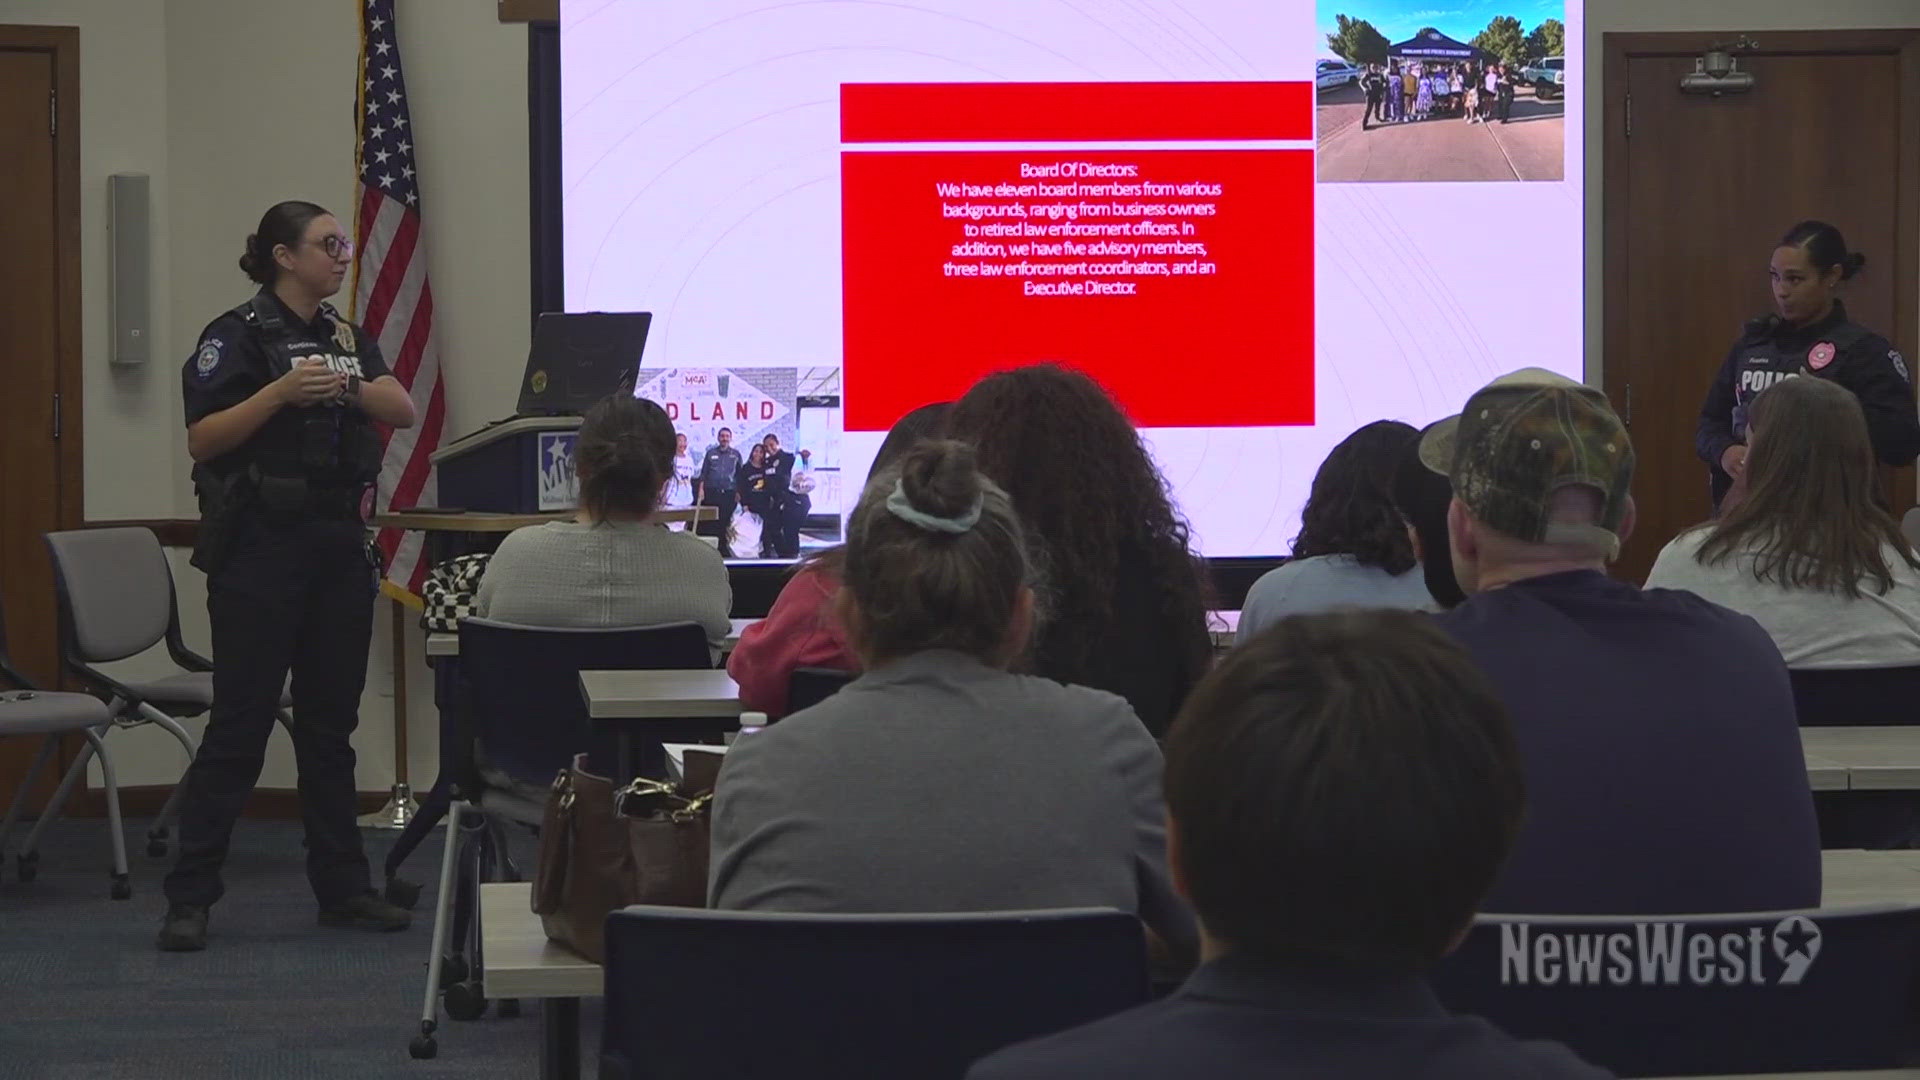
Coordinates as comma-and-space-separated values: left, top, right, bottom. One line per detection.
561, 0, 1583, 558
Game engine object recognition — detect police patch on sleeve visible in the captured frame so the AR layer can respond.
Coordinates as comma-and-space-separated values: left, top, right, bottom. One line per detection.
1893, 349, 1910, 384
193, 337, 223, 380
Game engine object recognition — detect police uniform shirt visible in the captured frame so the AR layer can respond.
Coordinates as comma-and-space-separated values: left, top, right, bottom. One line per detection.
182, 290, 392, 480
1696, 299, 1920, 501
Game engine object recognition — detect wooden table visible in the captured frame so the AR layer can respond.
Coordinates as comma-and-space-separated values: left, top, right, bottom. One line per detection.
1820, 849, 1920, 907
481, 881, 599, 1080
580, 668, 743, 778
374, 505, 713, 534
1801, 728, 1920, 791
1651, 1060, 1920, 1068
580, 668, 742, 720
428, 617, 758, 658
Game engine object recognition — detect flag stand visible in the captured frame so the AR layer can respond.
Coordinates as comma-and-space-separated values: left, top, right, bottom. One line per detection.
360, 598, 418, 829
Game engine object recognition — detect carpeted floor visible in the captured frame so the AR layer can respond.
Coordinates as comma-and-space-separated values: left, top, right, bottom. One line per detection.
0, 815, 595, 1078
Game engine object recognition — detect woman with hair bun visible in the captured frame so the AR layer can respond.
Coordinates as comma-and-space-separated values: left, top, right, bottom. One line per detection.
475, 392, 731, 654
160, 201, 417, 952
1697, 220, 1920, 511
708, 439, 1195, 955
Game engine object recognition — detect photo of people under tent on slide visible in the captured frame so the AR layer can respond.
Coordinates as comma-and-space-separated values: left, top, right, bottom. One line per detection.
1316, 1, 1566, 182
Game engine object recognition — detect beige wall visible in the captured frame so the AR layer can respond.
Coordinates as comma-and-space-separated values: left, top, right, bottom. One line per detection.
1582, 0, 1920, 381
0, 0, 180, 520
1, 0, 527, 790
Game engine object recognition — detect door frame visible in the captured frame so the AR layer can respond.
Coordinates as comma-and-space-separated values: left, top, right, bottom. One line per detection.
1, 24, 84, 811
1601, 30, 1920, 469
0, 24, 84, 533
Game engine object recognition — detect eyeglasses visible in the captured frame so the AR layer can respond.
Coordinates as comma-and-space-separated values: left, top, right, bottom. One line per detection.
313, 235, 355, 259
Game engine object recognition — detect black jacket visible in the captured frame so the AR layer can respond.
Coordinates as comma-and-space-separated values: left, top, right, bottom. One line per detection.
1696, 300, 1919, 504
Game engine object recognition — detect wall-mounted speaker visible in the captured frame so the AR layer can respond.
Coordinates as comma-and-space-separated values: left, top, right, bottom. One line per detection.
108, 173, 150, 366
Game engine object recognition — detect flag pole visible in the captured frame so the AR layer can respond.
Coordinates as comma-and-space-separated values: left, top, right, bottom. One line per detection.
352, 0, 414, 831
359, 598, 418, 829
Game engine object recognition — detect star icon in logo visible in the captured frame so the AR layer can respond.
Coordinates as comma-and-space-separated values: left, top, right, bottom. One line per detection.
1774, 917, 1817, 959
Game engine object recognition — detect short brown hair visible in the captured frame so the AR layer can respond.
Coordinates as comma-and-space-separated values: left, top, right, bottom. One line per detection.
842, 440, 1033, 664
1165, 611, 1524, 969
1697, 375, 1920, 597
574, 394, 676, 522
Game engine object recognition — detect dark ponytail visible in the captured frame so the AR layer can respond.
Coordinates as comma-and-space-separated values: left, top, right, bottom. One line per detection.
1781, 220, 1867, 281
843, 439, 1035, 664
574, 393, 676, 522
239, 200, 330, 285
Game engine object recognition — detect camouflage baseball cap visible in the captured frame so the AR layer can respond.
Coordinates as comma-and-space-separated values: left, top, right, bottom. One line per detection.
1419, 368, 1634, 556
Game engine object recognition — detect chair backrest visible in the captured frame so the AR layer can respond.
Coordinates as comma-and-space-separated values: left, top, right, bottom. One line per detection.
44, 528, 175, 664
599, 906, 1150, 1080
785, 666, 856, 716
456, 617, 711, 788
1432, 903, 1920, 1076
1903, 507, 1920, 549
1790, 665, 1920, 726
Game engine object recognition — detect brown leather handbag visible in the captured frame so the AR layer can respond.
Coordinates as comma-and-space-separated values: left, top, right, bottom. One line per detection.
531, 751, 721, 963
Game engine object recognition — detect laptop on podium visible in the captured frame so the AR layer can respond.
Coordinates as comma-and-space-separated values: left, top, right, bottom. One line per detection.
424, 311, 653, 514
515, 311, 653, 417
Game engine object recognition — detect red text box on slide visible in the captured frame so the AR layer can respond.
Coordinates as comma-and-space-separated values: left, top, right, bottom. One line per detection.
841, 149, 1314, 431
841, 81, 1312, 142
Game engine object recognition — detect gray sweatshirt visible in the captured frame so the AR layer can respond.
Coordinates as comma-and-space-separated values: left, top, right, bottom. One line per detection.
708, 650, 1196, 950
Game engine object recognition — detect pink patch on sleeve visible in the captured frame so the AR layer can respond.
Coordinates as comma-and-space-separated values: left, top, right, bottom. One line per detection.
1809, 342, 1837, 371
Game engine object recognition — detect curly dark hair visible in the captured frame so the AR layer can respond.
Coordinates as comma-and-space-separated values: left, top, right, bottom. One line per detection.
945, 364, 1213, 688
1293, 420, 1420, 573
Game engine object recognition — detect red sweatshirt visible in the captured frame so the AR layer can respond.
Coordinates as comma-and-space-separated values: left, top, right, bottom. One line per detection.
726, 563, 858, 717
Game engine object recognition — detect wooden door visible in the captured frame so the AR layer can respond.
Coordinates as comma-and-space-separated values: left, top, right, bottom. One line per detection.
0, 28, 82, 807
1602, 32, 1920, 585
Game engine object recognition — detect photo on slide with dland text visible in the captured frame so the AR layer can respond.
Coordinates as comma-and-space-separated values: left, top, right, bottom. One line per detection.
1316, 1, 1565, 182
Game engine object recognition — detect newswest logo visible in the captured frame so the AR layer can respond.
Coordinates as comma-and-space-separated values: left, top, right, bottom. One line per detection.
1500, 916, 1821, 987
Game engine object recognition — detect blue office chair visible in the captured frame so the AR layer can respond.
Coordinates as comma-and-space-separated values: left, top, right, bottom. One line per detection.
409, 617, 711, 1060
1791, 664, 1920, 727
1433, 903, 1920, 1076
1791, 665, 1920, 847
785, 666, 856, 716
599, 906, 1152, 1080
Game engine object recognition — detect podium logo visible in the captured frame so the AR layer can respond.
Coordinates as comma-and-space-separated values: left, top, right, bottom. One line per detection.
1499, 916, 1821, 987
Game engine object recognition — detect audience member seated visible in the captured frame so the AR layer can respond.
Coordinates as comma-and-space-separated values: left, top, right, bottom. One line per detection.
946, 365, 1213, 739
1239, 421, 1434, 639
708, 440, 1195, 954
1647, 376, 1920, 669
1426, 369, 1820, 915
475, 393, 732, 656
727, 402, 950, 717
968, 612, 1610, 1080
1392, 422, 1467, 608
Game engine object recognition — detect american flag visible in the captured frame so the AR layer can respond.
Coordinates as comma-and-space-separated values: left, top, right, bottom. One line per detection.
350, 0, 446, 600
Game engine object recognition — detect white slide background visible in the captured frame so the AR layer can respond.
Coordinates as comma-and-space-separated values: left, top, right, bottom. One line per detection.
561, 0, 1584, 556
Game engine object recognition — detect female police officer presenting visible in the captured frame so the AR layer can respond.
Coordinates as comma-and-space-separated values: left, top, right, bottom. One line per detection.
1698, 220, 1920, 511
158, 201, 417, 951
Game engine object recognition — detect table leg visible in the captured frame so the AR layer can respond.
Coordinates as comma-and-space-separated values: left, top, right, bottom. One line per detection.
541, 997, 581, 1080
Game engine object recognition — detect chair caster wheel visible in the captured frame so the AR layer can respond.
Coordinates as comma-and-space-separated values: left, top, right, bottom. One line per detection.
385, 877, 422, 910
439, 955, 469, 988
409, 1035, 437, 1059
444, 981, 488, 1021
16, 852, 38, 883
497, 998, 521, 1018
110, 873, 131, 900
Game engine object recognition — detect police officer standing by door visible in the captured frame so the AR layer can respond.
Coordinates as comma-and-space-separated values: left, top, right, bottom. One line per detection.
159, 201, 418, 951
1697, 220, 1920, 512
